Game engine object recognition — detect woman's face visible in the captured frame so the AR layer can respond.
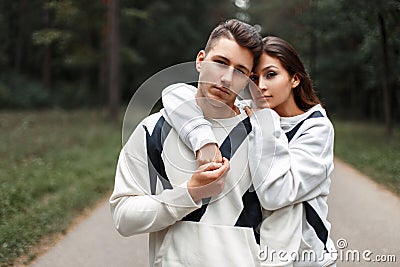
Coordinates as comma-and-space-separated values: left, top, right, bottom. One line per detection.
250, 53, 300, 114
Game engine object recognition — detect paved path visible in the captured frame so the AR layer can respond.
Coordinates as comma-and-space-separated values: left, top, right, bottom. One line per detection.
328, 159, 400, 266
29, 159, 400, 267
29, 203, 149, 267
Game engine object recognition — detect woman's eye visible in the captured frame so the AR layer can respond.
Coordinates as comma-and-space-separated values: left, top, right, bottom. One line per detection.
250, 75, 259, 82
265, 72, 277, 79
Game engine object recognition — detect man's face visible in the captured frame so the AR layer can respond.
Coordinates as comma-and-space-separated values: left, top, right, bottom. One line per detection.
196, 37, 254, 109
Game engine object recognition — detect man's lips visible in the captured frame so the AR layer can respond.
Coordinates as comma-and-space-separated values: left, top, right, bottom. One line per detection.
213, 85, 231, 95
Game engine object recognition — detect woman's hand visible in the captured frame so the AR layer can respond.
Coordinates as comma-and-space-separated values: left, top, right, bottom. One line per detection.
244, 106, 260, 117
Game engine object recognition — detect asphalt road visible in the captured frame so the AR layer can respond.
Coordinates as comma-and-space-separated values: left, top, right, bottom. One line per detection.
29, 159, 400, 267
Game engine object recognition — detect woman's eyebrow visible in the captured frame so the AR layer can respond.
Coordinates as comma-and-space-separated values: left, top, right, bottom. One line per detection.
261, 65, 279, 71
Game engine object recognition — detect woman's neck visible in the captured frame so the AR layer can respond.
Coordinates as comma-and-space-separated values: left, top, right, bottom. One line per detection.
274, 97, 305, 117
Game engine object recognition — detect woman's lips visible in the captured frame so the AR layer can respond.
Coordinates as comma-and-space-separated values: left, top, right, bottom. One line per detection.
258, 95, 272, 100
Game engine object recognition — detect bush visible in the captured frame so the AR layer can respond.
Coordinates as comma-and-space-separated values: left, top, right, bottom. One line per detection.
0, 72, 50, 109
50, 82, 93, 109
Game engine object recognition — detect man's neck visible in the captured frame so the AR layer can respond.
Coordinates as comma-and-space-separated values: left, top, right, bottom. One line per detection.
196, 98, 239, 119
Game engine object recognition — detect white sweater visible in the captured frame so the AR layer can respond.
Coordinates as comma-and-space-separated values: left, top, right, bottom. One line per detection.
111, 110, 269, 266
161, 83, 337, 266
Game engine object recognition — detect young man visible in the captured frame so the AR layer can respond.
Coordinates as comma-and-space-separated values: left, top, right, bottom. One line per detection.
110, 19, 265, 266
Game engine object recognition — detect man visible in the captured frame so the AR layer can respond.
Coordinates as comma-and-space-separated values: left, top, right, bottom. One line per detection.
110, 19, 264, 266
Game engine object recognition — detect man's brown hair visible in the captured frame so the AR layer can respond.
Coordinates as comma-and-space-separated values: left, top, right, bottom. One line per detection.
205, 19, 263, 65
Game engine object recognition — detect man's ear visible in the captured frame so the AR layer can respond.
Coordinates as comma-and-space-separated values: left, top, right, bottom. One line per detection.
196, 50, 206, 72
291, 74, 300, 88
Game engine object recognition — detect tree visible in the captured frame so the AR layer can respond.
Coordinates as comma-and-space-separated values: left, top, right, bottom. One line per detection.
378, 11, 392, 136
107, 0, 120, 119
248, 0, 400, 135
42, 0, 51, 92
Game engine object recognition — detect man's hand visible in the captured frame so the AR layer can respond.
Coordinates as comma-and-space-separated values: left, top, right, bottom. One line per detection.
196, 143, 223, 166
188, 157, 230, 203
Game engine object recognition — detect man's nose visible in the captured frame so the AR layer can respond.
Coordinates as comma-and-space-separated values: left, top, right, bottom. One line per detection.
221, 67, 234, 86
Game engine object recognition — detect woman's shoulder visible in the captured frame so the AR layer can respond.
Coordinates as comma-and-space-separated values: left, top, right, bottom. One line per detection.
286, 105, 334, 140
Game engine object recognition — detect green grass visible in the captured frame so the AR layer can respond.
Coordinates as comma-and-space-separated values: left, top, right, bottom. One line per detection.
0, 109, 124, 266
333, 119, 400, 196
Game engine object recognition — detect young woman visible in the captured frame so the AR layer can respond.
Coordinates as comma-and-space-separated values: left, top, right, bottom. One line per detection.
162, 36, 337, 266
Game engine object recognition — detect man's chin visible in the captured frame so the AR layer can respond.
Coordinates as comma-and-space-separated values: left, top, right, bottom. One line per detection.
199, 95, 230, 109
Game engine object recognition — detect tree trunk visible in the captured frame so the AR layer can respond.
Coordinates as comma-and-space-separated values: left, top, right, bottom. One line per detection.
108, 0, 120, 119
42, 0, 51, 92
15, 0, 27, 72
98, 1, 108, 107
43, 45, 51, 91
378, 12, 392, 137
308, 0, 318, 76
309, 32, 317, 77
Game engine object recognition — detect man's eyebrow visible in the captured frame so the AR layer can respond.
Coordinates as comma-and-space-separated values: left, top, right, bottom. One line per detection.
213, 55, 229, 62
237, 64, 251, 74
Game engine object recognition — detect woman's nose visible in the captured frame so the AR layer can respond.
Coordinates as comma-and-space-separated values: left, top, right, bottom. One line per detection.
258, 78, 267, 91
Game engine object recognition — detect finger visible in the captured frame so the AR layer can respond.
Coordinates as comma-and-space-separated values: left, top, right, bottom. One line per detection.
201, 167, 227, 181
214, 149, 223, 163
200, 159, 229, 178
219, 157, 230, 173
244, 106, 253, 116
197, 159, 209, 167
198, 161, 223, 171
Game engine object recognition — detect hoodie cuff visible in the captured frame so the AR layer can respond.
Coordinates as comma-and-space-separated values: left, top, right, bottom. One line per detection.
156, 181, 202, 220
185, 123, 218, 152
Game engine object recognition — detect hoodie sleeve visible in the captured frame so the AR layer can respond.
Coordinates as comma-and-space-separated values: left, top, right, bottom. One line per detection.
109, 118, 201, 237
249, 108, 334, 210
161, 83, 217, 152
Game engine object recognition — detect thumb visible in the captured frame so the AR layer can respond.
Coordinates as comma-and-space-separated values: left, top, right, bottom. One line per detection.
244, 106, 254, 116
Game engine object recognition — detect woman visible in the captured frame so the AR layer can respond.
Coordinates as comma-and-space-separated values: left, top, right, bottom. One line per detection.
162, 36, 337, 266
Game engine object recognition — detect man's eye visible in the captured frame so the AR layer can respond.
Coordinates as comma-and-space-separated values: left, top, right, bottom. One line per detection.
235, 68, 246, 75
215, 60, 227, 65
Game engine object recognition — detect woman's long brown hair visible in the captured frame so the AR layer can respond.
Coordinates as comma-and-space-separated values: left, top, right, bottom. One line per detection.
262, 36, 321, 111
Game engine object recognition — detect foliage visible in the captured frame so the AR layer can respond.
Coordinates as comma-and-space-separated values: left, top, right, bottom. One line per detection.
120, 0, 235, 98
333, 118, 400, 195
0, 73, 50, 109
0, 1, 399, 116
248, 0, 400, 122
0, 0, 237, 109
0, 110, 122, 266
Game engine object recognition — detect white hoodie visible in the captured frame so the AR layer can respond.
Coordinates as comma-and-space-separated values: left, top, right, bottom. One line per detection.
161, 83, 338, 266
111, 106, 268, 266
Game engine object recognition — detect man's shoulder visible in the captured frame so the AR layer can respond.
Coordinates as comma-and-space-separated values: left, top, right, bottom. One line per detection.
163, 83, 197, 94
123, 112, 166, 152
139, 112, 164, 132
